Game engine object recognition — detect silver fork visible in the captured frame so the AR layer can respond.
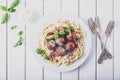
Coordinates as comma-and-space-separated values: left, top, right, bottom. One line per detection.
88, 17, 113, 64
98, 20, 114, 63
88, 17, 108, 50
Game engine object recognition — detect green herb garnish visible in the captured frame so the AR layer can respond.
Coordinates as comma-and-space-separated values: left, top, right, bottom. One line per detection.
8, 0, 19, 13
13, 29, 24, 47
68, 30, 72, 36
43, 54, 49, 60
54, 30, 59, 34
8, 8, 16, 13
65, 29, 69, 33
0, 6, 8, 11
46, 35, 54, 40
59, 30, 65, 35
11, 25, 17, 30
0, 0, 19, 24
54, 34, 58, 39
53, 30, 59, 39
66, 23, 72, 36
36, 48, 49, 60
36, 48, 43, 54
46, 25, 72, 40
13, 36, 23, 47
66, 23, 72, 29
18, 31, 23, 36
1, 13, 8, 24
9, 0, 19, 9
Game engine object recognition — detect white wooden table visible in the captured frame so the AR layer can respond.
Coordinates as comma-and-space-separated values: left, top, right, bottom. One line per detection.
0, 0, 120, 80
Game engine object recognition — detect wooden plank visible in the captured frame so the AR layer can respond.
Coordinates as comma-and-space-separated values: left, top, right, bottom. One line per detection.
62, 69, 78, 80
26, 0, 43, 80
44, 0, 61, 80
0, 0, 6, 80
97, 0, 113, 80
61, 0, 78, 17
44, 0, 61, 16
114, 0, 120, 79
44, 68, 60, 80
79, 0, 96, 80
61, 0, 78, 80
7, 0, 25, 80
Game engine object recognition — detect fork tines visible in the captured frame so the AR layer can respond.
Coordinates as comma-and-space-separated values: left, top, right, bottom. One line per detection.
88, 18, 96, 33
105, 20, 115, 37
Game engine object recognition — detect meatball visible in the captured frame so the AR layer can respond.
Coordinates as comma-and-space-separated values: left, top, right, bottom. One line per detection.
66, 34, 73, 41
65, 42, 75, 51
47, 31, 54, 36
55, 37, 65, 46
44, 40, 56, 50
49, 52, 55, 60
55, 46, 66, 56
74, 40, 78, 48
72, 31, 77, 39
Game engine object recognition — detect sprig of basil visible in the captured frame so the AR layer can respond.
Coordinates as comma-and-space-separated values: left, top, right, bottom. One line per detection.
59, 30, 65, 35
0, 0, 19, 12
45, 24, 73, 40
0, 0, 19, 24
1, 13, 8, 24
53, 34, 58, 39
54, 30, 59, 39
46, 35, 54, 40
36, 48, 49, 60
8, 0, 19, 13
66, 23, 72, 36
18, 31, 23, 36
11, 25, 24, 47
8, 8, 16, 13
10, 0, 19, 8
13, 36, 23, 47
0, 6, 8, 11
11, 25, 17, 30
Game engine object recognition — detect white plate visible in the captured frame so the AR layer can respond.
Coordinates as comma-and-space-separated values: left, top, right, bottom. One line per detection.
32, 16, 92, 72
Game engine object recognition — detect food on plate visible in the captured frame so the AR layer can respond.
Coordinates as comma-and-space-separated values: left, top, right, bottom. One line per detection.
36, 19, 84, 66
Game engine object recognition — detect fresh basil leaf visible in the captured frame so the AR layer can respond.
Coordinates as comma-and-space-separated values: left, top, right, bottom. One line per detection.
68, 30, 72, 37
13, 42, 19, 47
53, 30, 59, 39
54, 34, 58, 39
18, 31, 23, 36
43, 54, 49, 60
18, 36, 23, 42
36, 48, 49, 60
11, 25, 17, 30
36, 48, 43, 54
18, 37, 23, 45
46, 35, 54, 40
0, 5, 8, 11
18, 41, 22, 45
8, 8, 16, 13
67, 23, 71, 28
10, 0, 19, 8
1, 13, 8, 24
66, 23, 72, 36
54, 30, 59, 34
59, 30, 65, 35
65, 29, 69, 33
13, 36, 23, 47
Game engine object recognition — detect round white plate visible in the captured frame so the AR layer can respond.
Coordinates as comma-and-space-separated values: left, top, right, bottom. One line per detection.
32, 16, 92, 72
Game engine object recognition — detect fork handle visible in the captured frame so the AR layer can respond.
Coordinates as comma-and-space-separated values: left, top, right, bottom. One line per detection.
98, 34, 104, 49
97, 35, 112, 64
